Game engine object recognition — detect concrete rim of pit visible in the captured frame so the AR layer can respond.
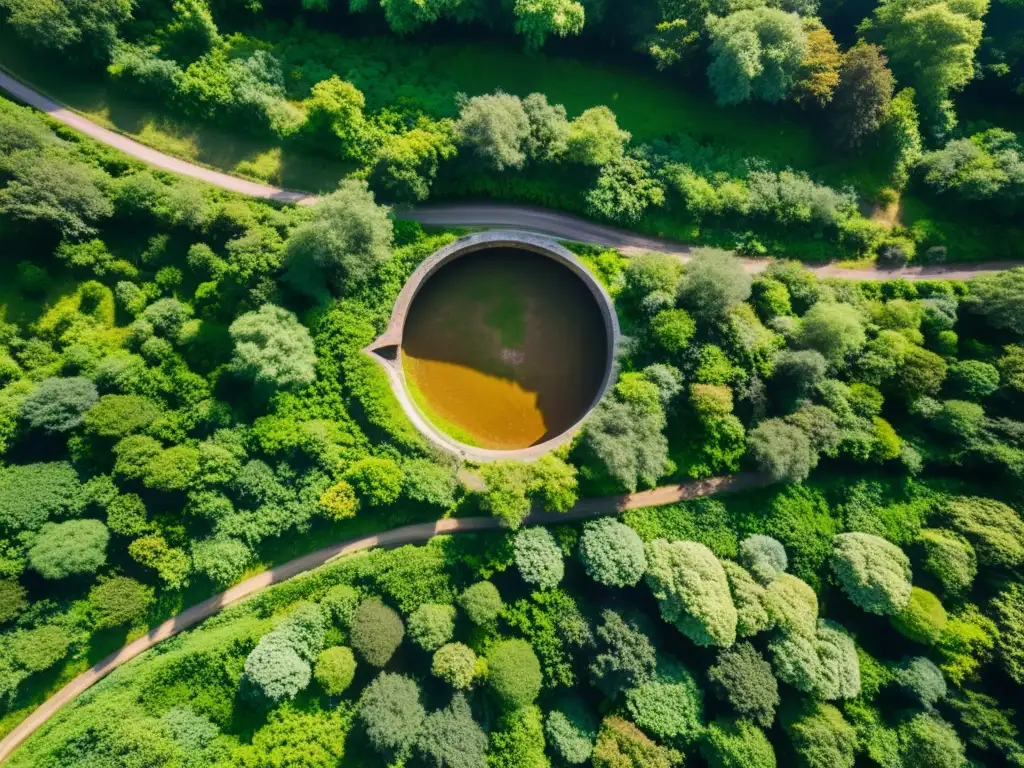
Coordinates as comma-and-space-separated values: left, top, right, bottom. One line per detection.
364, 230, 621, 462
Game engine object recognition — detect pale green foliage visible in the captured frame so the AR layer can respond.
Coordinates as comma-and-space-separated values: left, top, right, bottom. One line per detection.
722, 561, 771, 637
707, 642, 779, 727
545, 696, 597, 764
413, 693, 487, 768
20, 376, 99, 433
487, 638, 542, 709
896, 656, 946, 709
770, 631, 821, 693
624, 658, 704, 744
747, 418, 816, 483
814, 621, 861, 700
644, 538, 738, 647
707, 8, 808, 105
897, 713, 967, 768
191, 536, 252, 587
229, 305, 316, 395
964, 268, 1024, 339
401, 458, 459, 508
679, 249, 753, 321
87, 576, 154, 629
514, 0, 585, 49
592, 715, 676, 768
582, 395, 670, 492
407, 603, 456, 651
567, 106, 630, 166
479, 461, 532, 528
892, 586, 948, 644
831, 532, 912, 615
992, 584, 1024, 684
529, 454, 579, 513
432, 642, 478, 689
764, 573, 818, 636
343, 457, 404, 507
28, 519, 109, 579
797, 302, 867, 364
314, 646, 356, 695
944, 496, 1024, 571
514, 527, 564, 589
918, 528, 976, 597
358, 672, 425, 757
459, 581, 503, 625
455, 91, 531, 171
350, 598, 404, 667
701, 718, 777, 768
242, 632, 312, 706
579, 517, 647, 587
784, 703, 857, 768
739, 535, 788, 584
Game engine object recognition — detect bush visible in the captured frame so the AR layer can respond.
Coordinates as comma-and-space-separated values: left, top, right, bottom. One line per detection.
944, 497, 1024, 571
229, 304, 316, 395
796, 303, 867, 364
407, 603, 455, 651
350, 598, 405, 667
678, 249, 753, 322
313, 646, 356, 695
891, 587, 948, 645
651, 308, 697, 355
432, 642, 478, 689
0, 580, 27, 624
747, 418, 816, 483
783, 703, 856, 768
739, 535, 788, 584
0, 461, 84, 534
20, 376, 99, 433
918, 529, 976, 598
487, 639, 543, 709
488, 706, 548, 768
358, 672, 425, 758
592, 715, 675, 768
545, 697, 598, 765
83, 395, 163, 438
402, 458, 458, 508
765, 573, 819, 636
514, 527, 564, 589
190, 536, 252, 587
896, 656, 946, 709
10, 625, 71, 672
830, 533, 912, 615
413, 694, 488, 768
458, 581, 503, 625
242, 632, 312, 706
88, 576, 155, 629
589, 609, 658, 698
28, 519, 109, 579
321, 584, 360, 628
701, 718, 777, 768
343, 457, 404, 507
317, 481, 359, 520
707, 642, 780, 727
579, 517, 647, 587
897, 714, 966, 768
624, 659, 704, 744
644, 539, 738, 647
947, 360, 1000, 400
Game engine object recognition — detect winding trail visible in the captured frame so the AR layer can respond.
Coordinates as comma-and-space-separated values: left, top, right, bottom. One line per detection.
1, 69, 1018, 281
0, 473, 767, 763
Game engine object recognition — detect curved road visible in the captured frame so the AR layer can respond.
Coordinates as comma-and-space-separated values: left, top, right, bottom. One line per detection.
0, 473, 767, 762
0, 70, 1018, 281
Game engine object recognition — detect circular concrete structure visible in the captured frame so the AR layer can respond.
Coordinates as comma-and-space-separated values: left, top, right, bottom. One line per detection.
365, 231, 620, 462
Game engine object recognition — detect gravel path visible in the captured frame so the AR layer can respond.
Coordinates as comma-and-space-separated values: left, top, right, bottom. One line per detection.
1, 69, 1018, 281
0, 472, 767, 763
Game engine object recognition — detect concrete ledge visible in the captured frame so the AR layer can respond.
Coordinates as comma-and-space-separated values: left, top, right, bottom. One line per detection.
364, 230, 620, 462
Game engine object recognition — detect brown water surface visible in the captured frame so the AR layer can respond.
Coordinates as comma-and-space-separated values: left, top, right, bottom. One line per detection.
401, 248, 608, 450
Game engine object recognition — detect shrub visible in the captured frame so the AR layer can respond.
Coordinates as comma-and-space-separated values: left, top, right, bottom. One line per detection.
432, 642, 478, 689
343, 457, 404, 507
830, 532, 912, 615
644, 539, 738, 647
191, 536, 252, 587
545, 697, 598, 765
20, 376, 99, 433
88, 576, 155, 629
0, 581, 27, 624
589, 609, 658, 698
11, 625, 71, 672
314, 646, 356, 695
407, 603, 456, 651
479, 461, 532, 528
707, 642, 780, 727
624, 659, 704, 744
739, 535, 788, 584
317, 480, 359, 520
358, 672, 425, 758
897, 714, 966, 768
918, 529, 976, 598
896, 656, 946, 709
488, 706, 548, 768
701, 718, 777, 768
242, 632, 312, 706
514, 527, 564, 589
320, 584, 360, 628
944, 497, 1024, 571
402, 458, 458, 508
413, 694, 488, 768
747, 418, 816, 483
796, 302, 867, 364
579, 518, 647, 587
947, 360, 1000, 400
592, 715, 675, 768
28, 519, 109, 579
350, 598, 404, 667
622, 252, 683, 304
651, 308, 697, 355
529, 454, 579, 513
678, 249, 753, 322
487, 639, 542, 709
83, 395, 163, 438
458, 581, 503, 625
892, 587, 947, 645
783, 703, 856, 768
229, 304, 316, 395
0, 461, 84, 534
813, 621, 861, 700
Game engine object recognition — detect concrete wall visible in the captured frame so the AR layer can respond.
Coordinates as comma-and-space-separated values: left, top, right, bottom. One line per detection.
364, 230, 620, 462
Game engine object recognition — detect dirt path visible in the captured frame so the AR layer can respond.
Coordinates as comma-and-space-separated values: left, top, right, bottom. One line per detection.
0, 472, 767, 763
1, 70, 1019, 281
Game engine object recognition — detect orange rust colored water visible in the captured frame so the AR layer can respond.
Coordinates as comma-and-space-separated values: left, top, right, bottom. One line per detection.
401, 248, 607, 450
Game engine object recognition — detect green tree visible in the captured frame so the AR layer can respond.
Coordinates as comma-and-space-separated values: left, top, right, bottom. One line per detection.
918, 529, 976, 598
831, 532, 912, 615
402, 458, 459, 508
10, 625, 71, 672
488, 706, 548, 768
487, 639, 542, 709
88, 576, 154, 629
371, 121, 456, 202
592, 716, 675, 768
896, 656, 946, 709
414, 693, 488, 768
701, 718, 777, 768
645, 539, 738, 647
242, 632, 312, 706
432, 642, 478, 689
358, 672, 425, 759
739, 535, 788, 584
313, 646, 356, 695
947, 360, 1000, 400
797, 303, 867, 364
454, 92, 531, 171
624, 659, 704, 744
514, 0, 585, 49
707, 8, 808, 105
83, 395, 163, 438
407, 603, 455, 651
0, 151, 113, 238
589, 609, 657, 698
582, 395, 669, 492
228, 305, 316, 395
897, 713, 966, 768
567, 106, 630, 166
545, 697, 597, 764
830, 42, 895, 149
579, 518, 647, 587
707, 642, 779, 727
20, 376, 99, 433
522, 93, 570, 161
514, 527, 564, 589
963, 268, 1024, 339
191, 536, 252, 587
0, 0, 132, 58
748, 418, 816, 483
458, 581, 503, 625
783, 703, 857, 768
28, 519, 109, 579
944, 496, 1024, 570
679, 249, 753, 322
350, 598, 404, 667
586, 156, 666, 225
0, 581, 27, 625
651, 308, 697, 356
792, 19, 841, 109
479, 461, 532, 528
991, 584, 1024, 684
282, 180, 392, 298
0, 461, 84, 534
529, 454, 579, 513
343, 457, 404, 507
